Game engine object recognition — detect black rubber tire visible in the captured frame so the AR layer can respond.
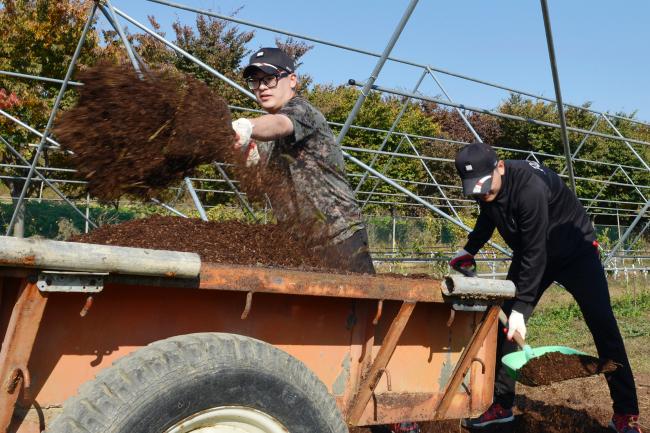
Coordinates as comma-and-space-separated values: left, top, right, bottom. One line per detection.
47, 332, 348, 433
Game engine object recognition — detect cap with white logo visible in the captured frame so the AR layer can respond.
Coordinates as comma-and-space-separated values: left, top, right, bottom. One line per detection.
243, 47, 296, 78
454, 142, 499, 196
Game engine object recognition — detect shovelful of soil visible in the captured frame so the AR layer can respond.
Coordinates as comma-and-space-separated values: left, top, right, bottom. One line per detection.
517, 352, 618, 387
54, 63, 236, 201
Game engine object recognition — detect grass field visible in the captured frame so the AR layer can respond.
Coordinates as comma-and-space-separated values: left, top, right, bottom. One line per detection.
528, 278, 650, 375
376, 261, 650, 375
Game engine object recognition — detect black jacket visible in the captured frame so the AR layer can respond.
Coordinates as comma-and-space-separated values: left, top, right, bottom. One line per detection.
464, 160, 595, 315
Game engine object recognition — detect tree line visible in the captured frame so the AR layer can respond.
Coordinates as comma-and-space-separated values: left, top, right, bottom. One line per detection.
1, 0, 649, 234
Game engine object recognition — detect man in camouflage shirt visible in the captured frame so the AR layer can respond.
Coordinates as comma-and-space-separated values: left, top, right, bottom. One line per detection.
231, 47, 373, 274
232, 47, 421, 433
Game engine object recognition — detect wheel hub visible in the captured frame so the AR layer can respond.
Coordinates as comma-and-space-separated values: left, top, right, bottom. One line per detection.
165, 406, 289, 433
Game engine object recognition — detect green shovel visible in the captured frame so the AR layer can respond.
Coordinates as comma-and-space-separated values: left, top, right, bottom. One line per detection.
451, 261, 586, 383
498, 309, 587, 382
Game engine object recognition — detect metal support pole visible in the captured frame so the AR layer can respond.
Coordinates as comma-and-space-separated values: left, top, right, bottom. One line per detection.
360, 138, 405, 209
5, 5, 96, 236
336, 0, 419, 146
343, 151, 511, 256
213, 163, 258, 222
584, 166, 619, 213
185, 177, 208, 221
560, 116, 600, 175
0, 136, 97, 230
604, 200, 650, 266
112, 6, 256, 101
425, 66, 482, 143
142, 0, 650, 130
601, 114, 650, 172
0, 108, 65, 150
354, 68, 428, 194
0, 70, 83, 86
85, 193, 91, 233
346, 82, 650, 147
540, 0, 575, 191
625, 219, 650, 253
404, 136, 461, 220
391, 206, 397, 254
619, 167, 647, 202
150, 198, 189, 218
99, 2, 144, 79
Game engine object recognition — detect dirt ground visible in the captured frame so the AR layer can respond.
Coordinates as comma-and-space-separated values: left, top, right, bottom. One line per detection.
351, 374, 649, 433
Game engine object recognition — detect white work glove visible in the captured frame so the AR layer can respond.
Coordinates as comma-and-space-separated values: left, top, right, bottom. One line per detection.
507, 310, 526, 341
243, 141, 260, 167
231, 118, 259, 167
232, 118, 254, 149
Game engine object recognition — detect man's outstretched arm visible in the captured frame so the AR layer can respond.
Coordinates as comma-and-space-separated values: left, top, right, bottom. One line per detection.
232, 115, 293, 144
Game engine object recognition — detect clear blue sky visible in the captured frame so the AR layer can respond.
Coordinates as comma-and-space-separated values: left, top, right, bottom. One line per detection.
108, 0, 650, 122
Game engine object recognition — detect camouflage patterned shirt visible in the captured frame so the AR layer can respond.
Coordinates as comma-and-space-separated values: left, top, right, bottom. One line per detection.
258, 96, 365, 246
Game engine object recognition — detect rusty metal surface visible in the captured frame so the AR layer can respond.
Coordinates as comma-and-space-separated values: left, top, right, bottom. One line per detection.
0, 280, 48, 433
433, 306, 500, 420
6, 281, 498, 432
199, 263, 444, 302
347, 301, 417, 424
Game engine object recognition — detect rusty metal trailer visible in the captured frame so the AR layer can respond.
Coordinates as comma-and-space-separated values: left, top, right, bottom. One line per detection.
0, 236, 513, 433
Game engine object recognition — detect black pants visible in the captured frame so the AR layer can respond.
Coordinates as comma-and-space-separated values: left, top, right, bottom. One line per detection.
494, 244, 639, 414
322, 228, 376, 274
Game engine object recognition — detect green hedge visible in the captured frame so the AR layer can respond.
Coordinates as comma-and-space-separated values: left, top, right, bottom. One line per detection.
0, 201, 158, 239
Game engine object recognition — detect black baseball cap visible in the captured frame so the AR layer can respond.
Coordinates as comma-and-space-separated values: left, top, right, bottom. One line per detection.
243, 47, 296, 78
455, 142, 499, 196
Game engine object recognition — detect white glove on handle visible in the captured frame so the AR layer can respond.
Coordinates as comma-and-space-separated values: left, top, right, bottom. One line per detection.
507, 310, 526, 341
231, 118, 259, 166
232, 118, 254, 149
244, 141, 260, 167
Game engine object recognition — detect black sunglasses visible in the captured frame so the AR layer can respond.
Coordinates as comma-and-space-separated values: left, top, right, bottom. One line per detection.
246, 72, 290, 90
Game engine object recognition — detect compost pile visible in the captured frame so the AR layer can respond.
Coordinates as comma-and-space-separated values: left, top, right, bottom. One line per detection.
70, 215, 328, 269
517, 352, 618, 387
54, 63, 236, 200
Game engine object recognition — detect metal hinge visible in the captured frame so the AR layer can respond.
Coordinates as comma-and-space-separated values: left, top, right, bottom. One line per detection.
36, 271, 106, 293
451, 301, 488, 312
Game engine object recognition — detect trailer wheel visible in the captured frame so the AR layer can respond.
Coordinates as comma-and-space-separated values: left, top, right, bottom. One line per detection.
47, 333, 348, 433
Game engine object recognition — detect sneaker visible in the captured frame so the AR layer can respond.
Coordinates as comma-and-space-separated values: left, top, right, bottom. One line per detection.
391, 422, 421, 433
609, 414, 643, 433
461, 402, 514, 429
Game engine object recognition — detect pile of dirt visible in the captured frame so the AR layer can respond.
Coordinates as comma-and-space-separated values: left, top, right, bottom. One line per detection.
54, 63, 236, 200
70, 215, 327, 269
517, 352, 618, 387
352, 373, 649, 433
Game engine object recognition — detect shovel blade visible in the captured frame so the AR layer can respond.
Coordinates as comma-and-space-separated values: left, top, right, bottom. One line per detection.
502, 345, 586, 382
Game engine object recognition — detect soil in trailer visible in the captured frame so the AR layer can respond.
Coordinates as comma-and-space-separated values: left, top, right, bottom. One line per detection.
70, 215, 328, 269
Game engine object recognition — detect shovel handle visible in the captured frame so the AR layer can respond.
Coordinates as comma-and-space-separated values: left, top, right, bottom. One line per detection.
498, 309, 527, 350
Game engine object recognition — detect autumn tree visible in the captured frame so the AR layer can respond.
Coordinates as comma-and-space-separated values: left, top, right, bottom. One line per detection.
0, 0, 99, 236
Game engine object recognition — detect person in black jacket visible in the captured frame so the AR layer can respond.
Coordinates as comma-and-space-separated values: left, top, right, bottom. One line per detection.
449, 142, 641, 433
